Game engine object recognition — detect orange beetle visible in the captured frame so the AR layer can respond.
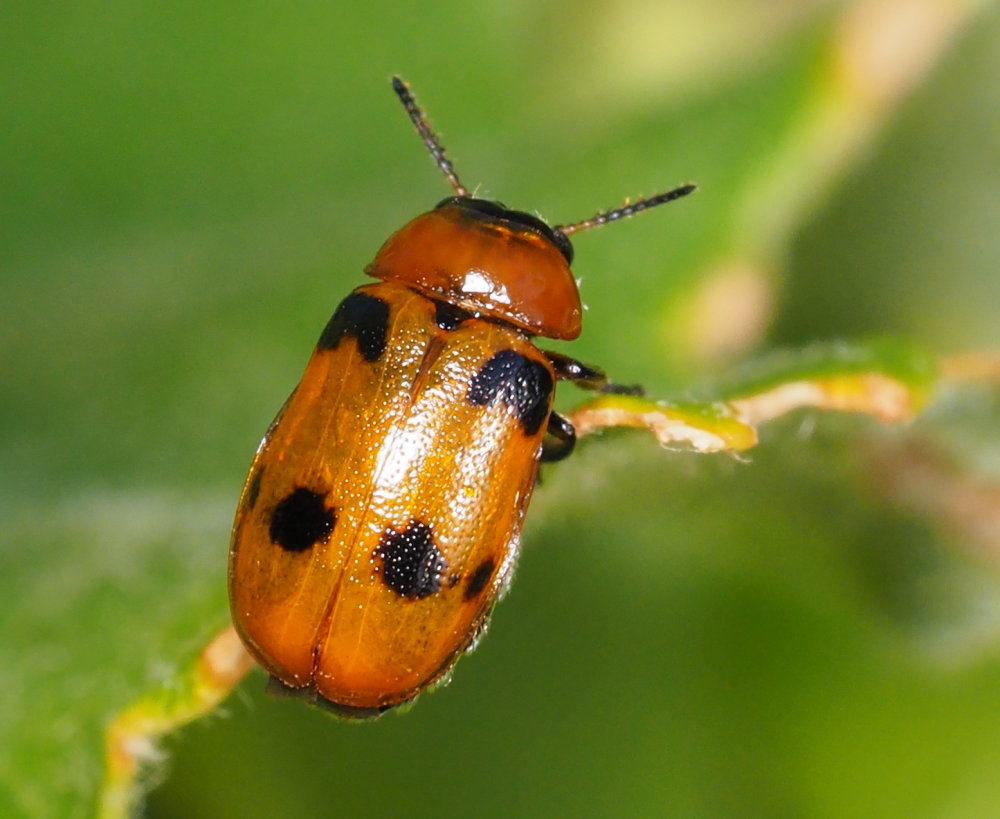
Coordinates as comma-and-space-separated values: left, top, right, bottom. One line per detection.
229, 77, 694, 717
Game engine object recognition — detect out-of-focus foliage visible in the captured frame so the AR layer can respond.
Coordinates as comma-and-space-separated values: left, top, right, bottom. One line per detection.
2, 1, 999, 816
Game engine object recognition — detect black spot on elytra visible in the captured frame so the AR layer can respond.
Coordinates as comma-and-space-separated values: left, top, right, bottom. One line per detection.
434, 300, 472, 330
317, 291, 390, 361
464, 559, 495, 601
269, 488, 335, 552
377, 519, 445, 600
246, 467, 264, 509
466, 350, 554, 435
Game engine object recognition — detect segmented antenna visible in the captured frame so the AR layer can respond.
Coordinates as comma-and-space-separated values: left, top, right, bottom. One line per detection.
391, 76, 468, 197
556, 183, 696, 236
391, 77, 695, 234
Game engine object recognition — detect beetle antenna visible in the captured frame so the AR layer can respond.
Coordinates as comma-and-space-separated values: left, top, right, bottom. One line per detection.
392, 76, 469, 197
556, 183, 696, 236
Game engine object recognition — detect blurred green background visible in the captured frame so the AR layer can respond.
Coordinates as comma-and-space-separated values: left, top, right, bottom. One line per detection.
3, 1, 1000, 816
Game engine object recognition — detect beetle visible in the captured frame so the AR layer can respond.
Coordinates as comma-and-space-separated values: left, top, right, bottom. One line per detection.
228, 76, 695, 717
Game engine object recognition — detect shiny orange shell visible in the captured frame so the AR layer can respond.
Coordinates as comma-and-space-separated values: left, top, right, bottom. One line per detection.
229, 280, 556, 715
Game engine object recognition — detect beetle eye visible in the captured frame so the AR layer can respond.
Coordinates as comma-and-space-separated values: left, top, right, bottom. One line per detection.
549, 230, 574, 265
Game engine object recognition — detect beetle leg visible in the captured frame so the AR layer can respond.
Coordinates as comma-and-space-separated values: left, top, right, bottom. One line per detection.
540, 411, 576, 462
544, 350, 643, 396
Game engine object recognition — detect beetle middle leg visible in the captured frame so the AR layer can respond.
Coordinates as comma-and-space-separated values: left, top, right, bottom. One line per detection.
540, 411, 576, 463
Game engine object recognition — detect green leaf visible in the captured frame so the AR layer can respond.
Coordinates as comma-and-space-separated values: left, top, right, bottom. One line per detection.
567, 337, 945, 452
4, 2, 1000, 817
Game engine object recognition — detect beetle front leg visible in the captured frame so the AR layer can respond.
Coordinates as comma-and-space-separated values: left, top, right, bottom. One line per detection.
544, 350, 644, 396
540, 353, 644, 465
